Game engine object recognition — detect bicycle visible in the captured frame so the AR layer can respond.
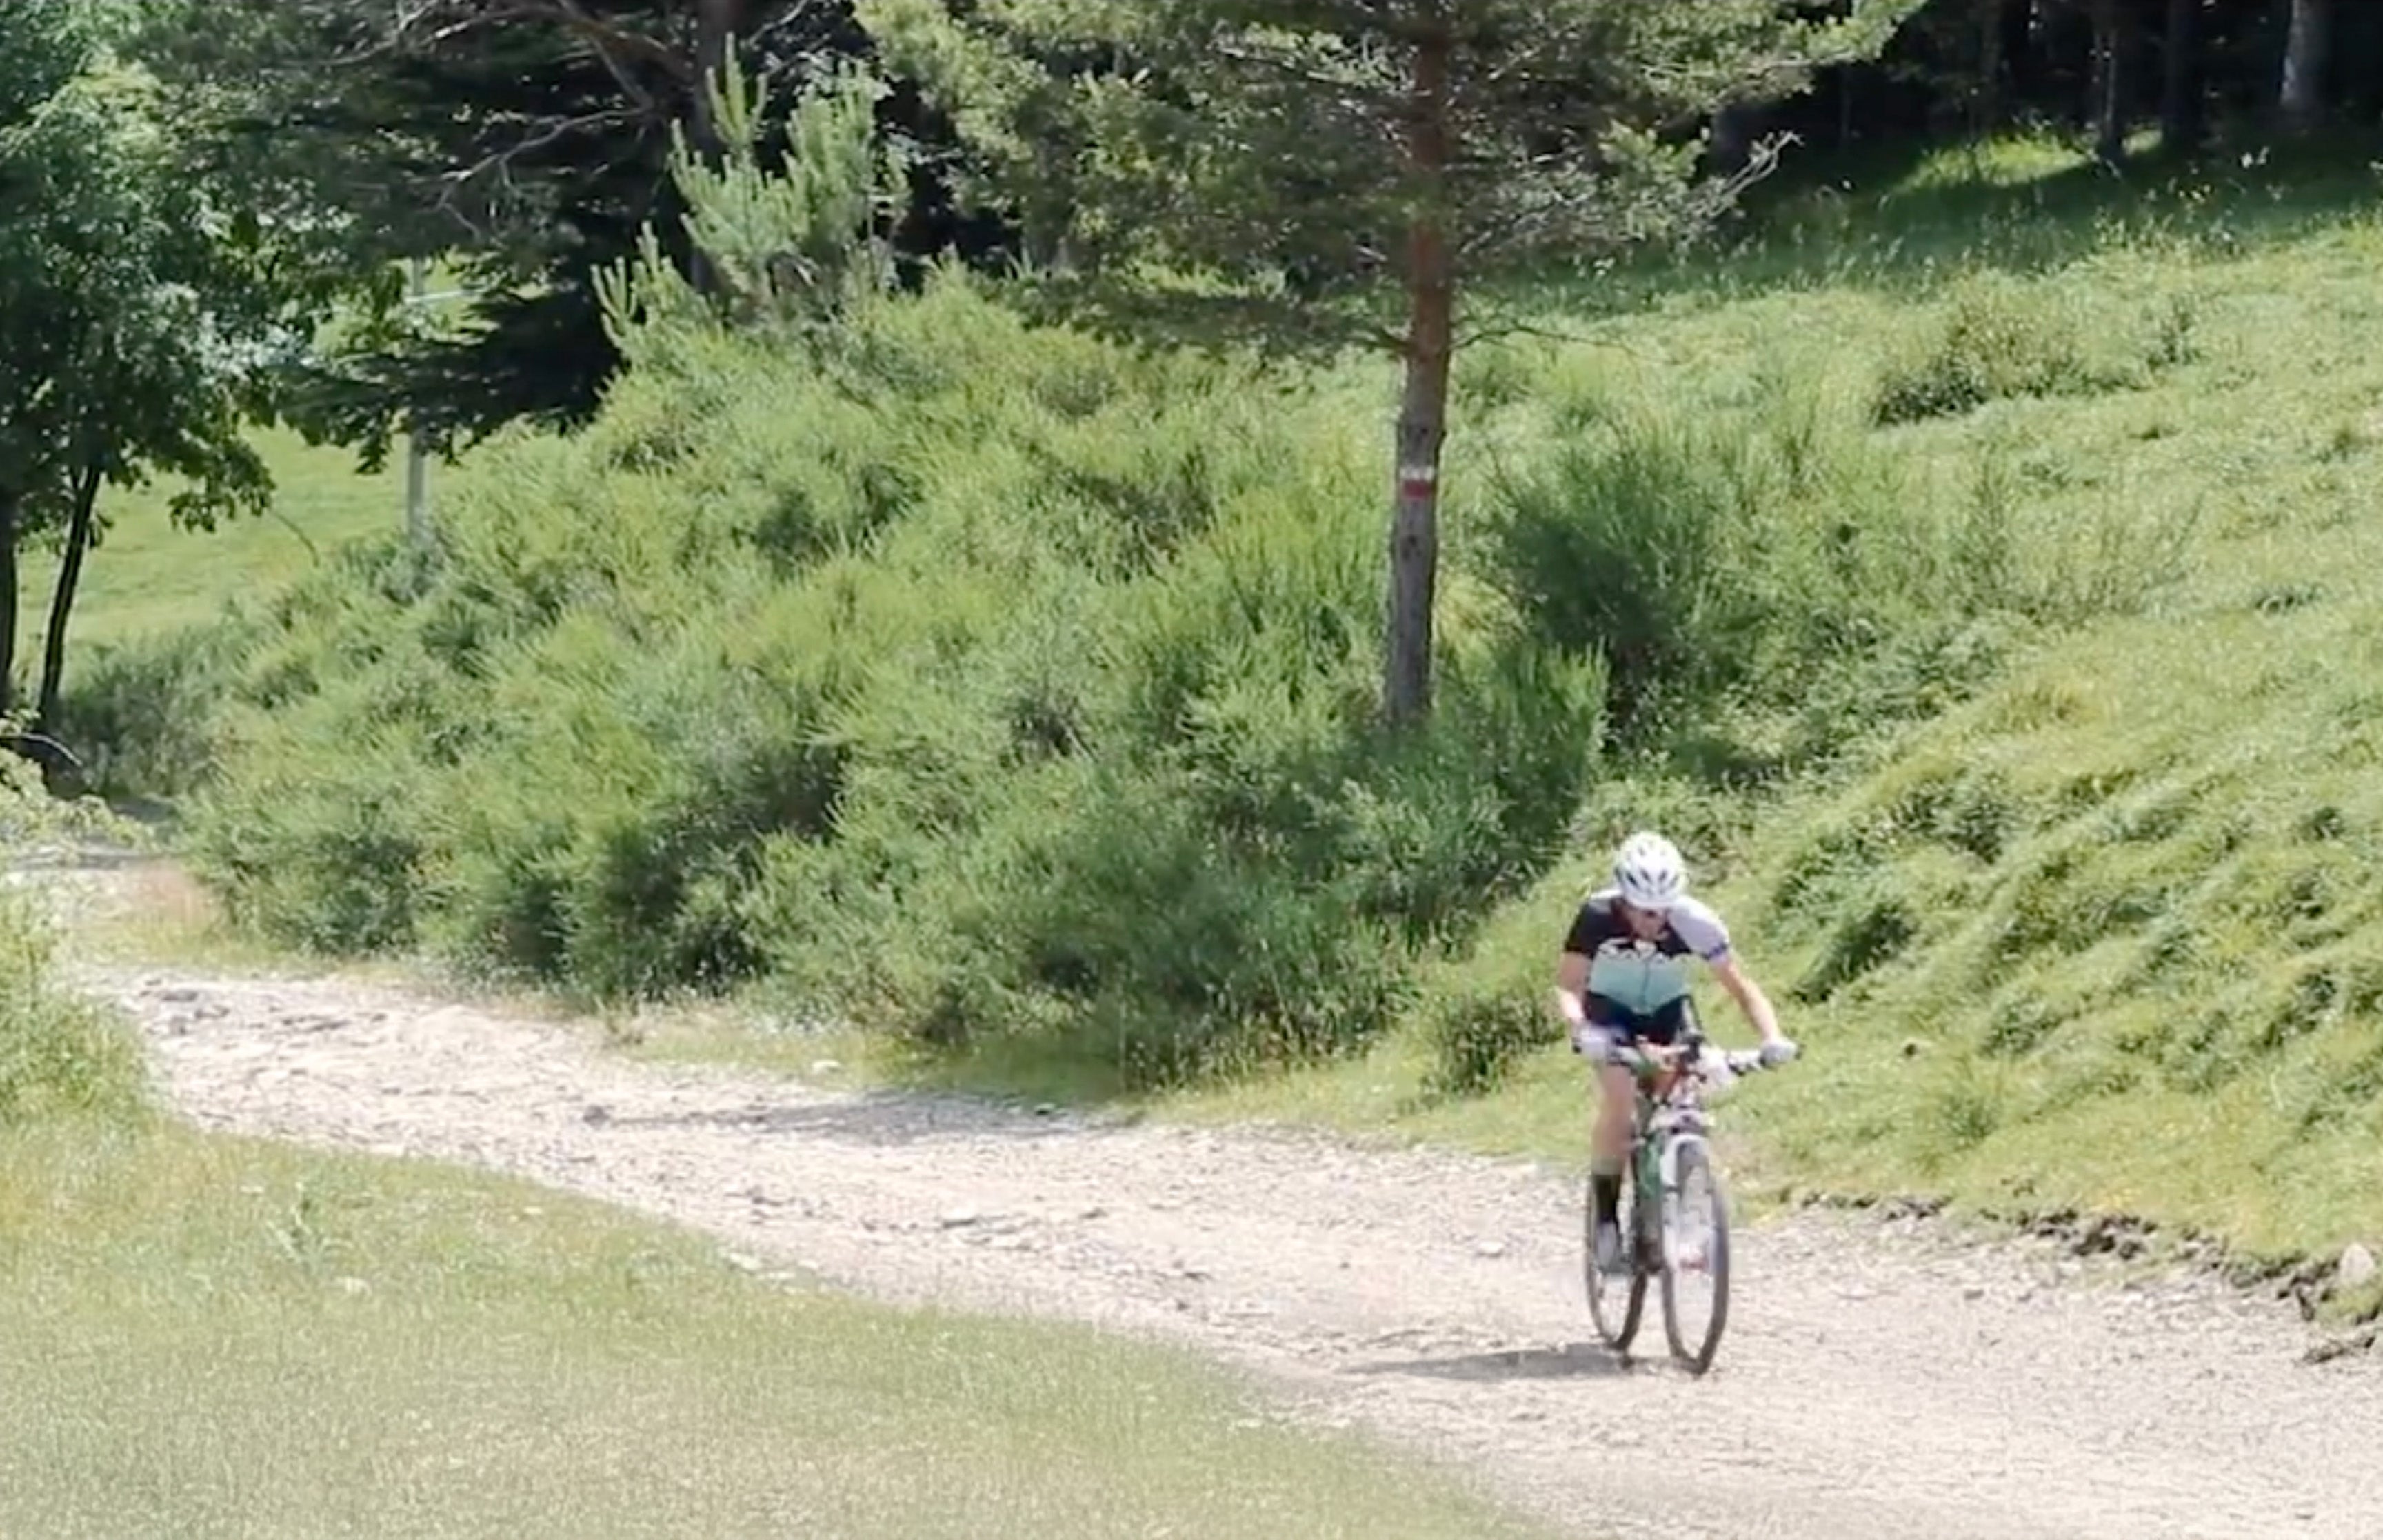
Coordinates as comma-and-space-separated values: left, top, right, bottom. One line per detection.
1583, 1028, 1786, 1376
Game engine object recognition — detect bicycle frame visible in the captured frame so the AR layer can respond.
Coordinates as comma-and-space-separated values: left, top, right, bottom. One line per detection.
1612, 1033, 1758, 1250
1585, 1027, 1782, 1374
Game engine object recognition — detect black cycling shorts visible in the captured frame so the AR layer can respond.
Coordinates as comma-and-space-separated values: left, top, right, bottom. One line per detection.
1587, 993, 1700, 1047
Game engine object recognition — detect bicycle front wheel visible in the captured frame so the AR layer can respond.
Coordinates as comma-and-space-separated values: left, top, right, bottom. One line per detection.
1660, 1138, 1731, 1375
1585, 1173, 1646, 1353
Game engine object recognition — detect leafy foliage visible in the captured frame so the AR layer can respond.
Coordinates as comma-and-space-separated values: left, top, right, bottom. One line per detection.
0, 2, 293, 718
132, 0, 992, 465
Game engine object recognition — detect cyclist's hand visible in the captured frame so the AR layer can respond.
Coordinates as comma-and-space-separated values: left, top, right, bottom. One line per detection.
1569, 1022, 1621, 1063
1758, 1036, 1800, 1068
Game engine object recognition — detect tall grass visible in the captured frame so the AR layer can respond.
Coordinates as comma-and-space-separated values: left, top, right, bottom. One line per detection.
0, 892, 143, 1128
0, 759, 149, 1129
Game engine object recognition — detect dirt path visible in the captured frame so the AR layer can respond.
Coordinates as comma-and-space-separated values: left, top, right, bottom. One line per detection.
39, 861, 2383, 1540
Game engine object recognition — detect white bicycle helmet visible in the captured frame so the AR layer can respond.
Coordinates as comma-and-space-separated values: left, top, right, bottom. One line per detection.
1612, 830, 1688, 911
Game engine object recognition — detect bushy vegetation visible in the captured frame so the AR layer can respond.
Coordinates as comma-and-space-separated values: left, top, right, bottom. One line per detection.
1074, 137, 2383, 1293
1872, 272, 2197, 425
179, 278, 1549, 1078
0, 891, 143, 1129
176, 203, 2086, 1090
0, 760, 148, 1129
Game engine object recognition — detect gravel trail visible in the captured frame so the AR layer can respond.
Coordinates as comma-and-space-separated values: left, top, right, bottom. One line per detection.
39, 855, 2382, 1540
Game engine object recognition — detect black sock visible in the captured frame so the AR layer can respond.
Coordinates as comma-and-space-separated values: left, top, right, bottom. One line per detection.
1591, 1174, 1620, 1226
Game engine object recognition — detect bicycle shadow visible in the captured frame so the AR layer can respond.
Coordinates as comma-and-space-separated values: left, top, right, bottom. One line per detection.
1343, 1341, 1631, 1383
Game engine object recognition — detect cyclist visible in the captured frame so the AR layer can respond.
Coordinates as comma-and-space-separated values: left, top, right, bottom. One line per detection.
1553, 830, 1798, 1275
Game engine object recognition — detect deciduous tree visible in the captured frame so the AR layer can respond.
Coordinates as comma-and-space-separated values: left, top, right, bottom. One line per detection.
0, 6, 283, 727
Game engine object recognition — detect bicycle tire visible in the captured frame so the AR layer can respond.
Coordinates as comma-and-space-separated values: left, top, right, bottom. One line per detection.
1660, 1137, 1731, 1375
1585, 1171, 1647, 1352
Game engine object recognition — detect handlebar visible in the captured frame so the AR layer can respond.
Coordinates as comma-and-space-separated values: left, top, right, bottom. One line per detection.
1602, 1033, 1787, 1084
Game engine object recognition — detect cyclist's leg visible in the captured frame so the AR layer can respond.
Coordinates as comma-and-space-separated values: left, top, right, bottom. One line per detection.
1587, 995, 1644, 1270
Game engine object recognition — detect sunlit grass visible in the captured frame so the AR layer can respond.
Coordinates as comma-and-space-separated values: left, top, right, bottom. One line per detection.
74, 130, 2383, 1288
20, 425, 404, 658
0, 1119, 1563, 1540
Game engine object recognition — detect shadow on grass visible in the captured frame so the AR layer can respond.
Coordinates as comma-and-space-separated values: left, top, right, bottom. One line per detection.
1481, 126, 2383, 323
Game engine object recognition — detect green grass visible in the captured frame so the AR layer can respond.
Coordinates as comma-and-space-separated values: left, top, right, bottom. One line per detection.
14, 425, 410, 805
21, 425, 403, 658
616, 132, 2383, 1296
74, 129, 2383, 1299
0, 1122, 1565, 1540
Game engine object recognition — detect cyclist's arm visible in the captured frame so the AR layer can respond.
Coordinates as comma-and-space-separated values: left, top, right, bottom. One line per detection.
1707, 952, 1784, 1046
1552, 950, 1593, 1031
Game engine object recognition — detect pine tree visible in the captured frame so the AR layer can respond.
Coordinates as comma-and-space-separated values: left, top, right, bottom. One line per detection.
863, 0, 1920, 725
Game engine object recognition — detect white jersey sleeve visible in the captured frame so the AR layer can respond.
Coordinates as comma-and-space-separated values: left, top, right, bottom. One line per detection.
1667, 896, 1733, 963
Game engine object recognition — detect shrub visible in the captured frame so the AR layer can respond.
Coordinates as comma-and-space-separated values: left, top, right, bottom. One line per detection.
1872, 274, 2173, 425
183, 275, 1609, 1088
0, 757, 148, 1130
1483, 367, 1963, 752
49, 619, 254, 803
0, 888, 143, 1129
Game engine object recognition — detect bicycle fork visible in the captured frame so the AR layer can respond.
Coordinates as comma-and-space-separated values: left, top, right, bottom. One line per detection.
1633, 1113, 1711, 1273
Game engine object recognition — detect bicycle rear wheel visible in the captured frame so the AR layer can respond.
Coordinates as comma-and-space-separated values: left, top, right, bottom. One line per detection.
1660, 1138, 1731, 1375
1585, 1173, 1647, 1353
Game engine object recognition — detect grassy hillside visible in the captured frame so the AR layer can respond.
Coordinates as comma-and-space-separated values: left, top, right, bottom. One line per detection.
68, 130, 2383, 1293
950, 134, 2383, 1295
23, 425, 401, 654
622, 134, 2383, 1295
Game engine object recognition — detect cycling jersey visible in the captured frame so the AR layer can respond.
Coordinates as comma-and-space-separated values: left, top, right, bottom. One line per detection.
1561, 889, 1733, 1017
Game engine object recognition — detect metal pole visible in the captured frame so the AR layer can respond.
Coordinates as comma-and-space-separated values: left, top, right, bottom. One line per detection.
405, 258, 431, 548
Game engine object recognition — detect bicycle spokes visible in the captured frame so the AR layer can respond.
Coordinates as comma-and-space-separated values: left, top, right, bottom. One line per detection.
1660, 1142, 1732, 1375
1667, 1169, 1716, 1274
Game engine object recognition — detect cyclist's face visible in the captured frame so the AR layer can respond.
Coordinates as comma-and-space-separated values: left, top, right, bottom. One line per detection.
1619, 900, 1671, 939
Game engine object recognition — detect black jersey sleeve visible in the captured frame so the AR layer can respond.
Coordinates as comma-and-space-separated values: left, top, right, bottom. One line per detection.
1561, 904, 1608, 956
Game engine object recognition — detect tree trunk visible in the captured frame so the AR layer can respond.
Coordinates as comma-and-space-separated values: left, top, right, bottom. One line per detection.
2161, 0, 2203, 152
2091, 0, 2126, 166
690, 0, 741, 155
1711, 102, 1755, 176
0, 494, 19, 719
2003, 0, 2042, 113
1383, 27, 1454, 730
1975, 0, 2006, 134
37, 457, 101, 730
2280, 0, 2331, 133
